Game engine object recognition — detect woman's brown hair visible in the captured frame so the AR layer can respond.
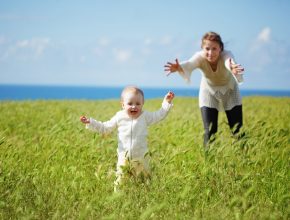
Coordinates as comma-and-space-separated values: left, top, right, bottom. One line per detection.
202, 31, 224, 51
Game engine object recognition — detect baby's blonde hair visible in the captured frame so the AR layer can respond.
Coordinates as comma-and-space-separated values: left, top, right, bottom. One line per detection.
121, 86, 144, 102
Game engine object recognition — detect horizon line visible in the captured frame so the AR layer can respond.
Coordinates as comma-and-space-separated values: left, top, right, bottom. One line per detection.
0, 83, 289, 92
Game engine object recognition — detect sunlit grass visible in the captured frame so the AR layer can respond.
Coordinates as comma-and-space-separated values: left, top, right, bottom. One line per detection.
0, 97, 289, 219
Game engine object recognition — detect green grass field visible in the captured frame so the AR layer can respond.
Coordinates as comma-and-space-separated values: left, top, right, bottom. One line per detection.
0, 97, 289, 219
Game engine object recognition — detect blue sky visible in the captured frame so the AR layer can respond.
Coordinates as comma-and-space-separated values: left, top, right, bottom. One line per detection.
0, 0, 290, 90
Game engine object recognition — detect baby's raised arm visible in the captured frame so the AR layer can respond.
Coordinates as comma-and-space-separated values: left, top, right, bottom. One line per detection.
165, 91, 175, 103
80, 114, 118, 134
144, 91, 174, 126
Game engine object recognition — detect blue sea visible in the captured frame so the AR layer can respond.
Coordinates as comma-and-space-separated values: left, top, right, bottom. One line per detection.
0, 84, 289, 100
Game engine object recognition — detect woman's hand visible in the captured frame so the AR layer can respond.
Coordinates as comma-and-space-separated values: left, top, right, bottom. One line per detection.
164, 58, 182, 76
80, 116, 90, 124
229, 58, 244, 75
165, 91, 175, 103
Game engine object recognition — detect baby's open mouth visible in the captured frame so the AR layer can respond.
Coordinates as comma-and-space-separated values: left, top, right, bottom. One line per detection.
130, 110, 138, 114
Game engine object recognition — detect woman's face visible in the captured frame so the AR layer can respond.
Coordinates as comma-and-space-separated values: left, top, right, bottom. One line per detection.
202, 39, 222, 64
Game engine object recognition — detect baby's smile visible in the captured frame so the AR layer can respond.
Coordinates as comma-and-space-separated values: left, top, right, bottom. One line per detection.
129, 108, 139, 116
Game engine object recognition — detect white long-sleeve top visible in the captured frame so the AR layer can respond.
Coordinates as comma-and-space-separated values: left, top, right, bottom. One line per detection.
178, 50, 243, 111
86, 99, 173, 164
179, 50, 242, 94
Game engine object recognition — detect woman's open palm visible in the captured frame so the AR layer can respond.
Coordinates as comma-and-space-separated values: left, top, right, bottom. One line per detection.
164, 58, 181, 76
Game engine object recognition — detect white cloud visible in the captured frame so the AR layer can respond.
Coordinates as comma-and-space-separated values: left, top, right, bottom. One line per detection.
31, 38, 51, 56
257, 27, 271, 43
3, 37, 51, 60
113, 48, 131, 62
141, 48, 151, 56
160, 36, 172, 45
250, 27, 271, 53
144, 38, 153, 46
97, 37, 110, 47
17, 40, 29, 47
247, 28, 272, 72
246, 27, 290, 75
92, 37, 110, 58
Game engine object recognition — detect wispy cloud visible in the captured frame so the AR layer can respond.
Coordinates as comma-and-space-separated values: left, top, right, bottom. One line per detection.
257, 27, 271, 43
144, 38, 153, 46
141, 48, 151, 56
16, 39, 48, 56
113, 48, 132, 63
160, 36, 172, 45
2, 37, 51, 60
246, 27, 272, 72
250, 27, 271, 53
247, 27, 290, 75
97, 37, 110, 47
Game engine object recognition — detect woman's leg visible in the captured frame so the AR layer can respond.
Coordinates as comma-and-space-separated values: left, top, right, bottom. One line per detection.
225, 105, 243, 135
201, 107, 219, 147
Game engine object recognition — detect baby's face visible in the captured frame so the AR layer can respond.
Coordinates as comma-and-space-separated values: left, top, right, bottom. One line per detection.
122, 92, 144, 119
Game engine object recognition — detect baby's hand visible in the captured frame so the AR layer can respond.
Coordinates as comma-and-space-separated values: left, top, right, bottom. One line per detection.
165, 91, 175, 103
80, 116, 90, 124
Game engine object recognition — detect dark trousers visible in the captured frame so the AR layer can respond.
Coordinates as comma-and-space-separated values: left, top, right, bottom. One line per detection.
201, 105, 243, 146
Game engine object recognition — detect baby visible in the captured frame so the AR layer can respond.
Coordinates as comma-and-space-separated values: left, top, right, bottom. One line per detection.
80, 86, 174, 191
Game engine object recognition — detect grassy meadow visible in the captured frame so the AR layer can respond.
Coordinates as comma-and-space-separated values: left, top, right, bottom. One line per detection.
0, 97, 289, 219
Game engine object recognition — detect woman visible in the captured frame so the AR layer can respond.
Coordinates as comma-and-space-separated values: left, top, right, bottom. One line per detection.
164, 31, 245, 147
